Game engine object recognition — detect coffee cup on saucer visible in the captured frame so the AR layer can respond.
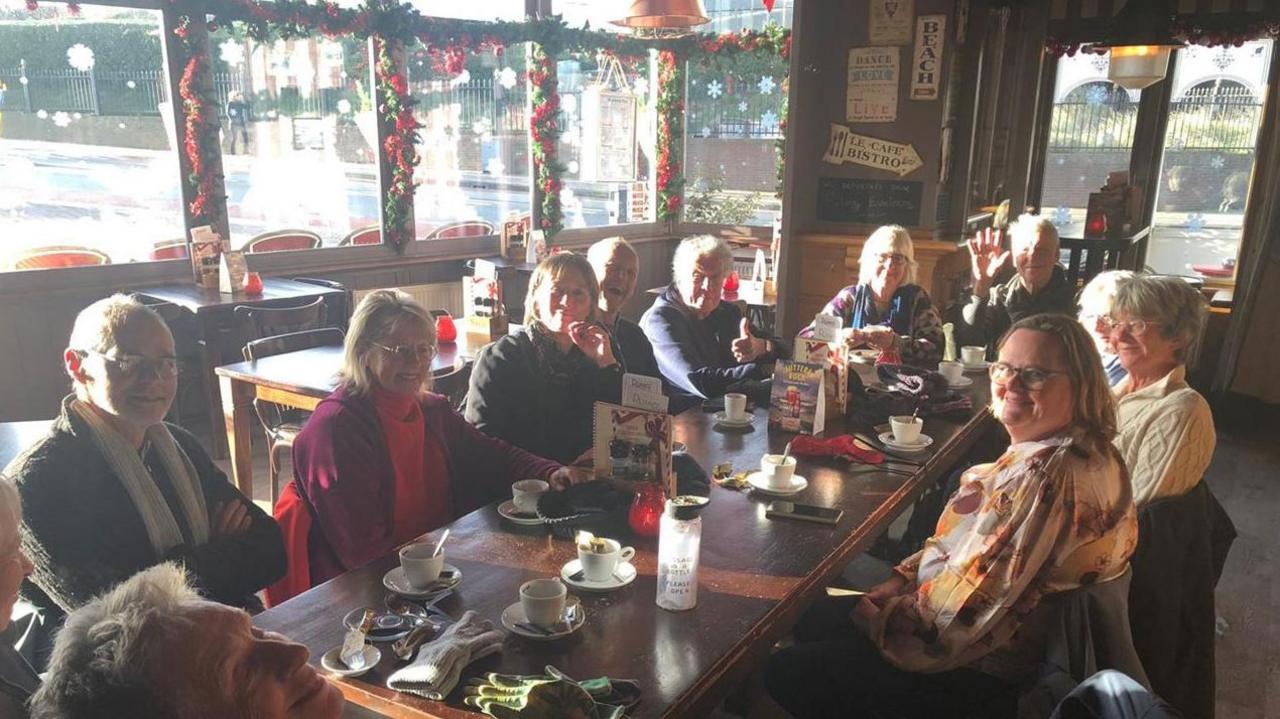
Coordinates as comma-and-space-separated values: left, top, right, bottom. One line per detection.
760, 454, 797, 489
519, 578, 566, 628
399, 543, 444, 588
960, 346, 986, 366
512, 479, 549, 514
576, 537, 635, 583
889, 415, 924, 445
724, 393, 748, 422
938, 361, 964, 383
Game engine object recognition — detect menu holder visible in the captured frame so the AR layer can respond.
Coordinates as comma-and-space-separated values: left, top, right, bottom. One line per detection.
466, 259, 508, 341
796, 336, 850, 418
768, 360, 826, 435
189, 225, 222, 289
500, 218, 528, 263
218, 250, 247, 296
592, 402, 675, 498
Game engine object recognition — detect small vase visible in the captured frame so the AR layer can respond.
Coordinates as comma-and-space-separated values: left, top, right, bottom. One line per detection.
435, 313, 457, 343
629, 482, 664, 538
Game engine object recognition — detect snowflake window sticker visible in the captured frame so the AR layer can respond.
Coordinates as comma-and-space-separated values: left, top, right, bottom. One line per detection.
737, 101, 749, 112
1085, 84, 1108, 106
220, 40, 246, 67
1184, 212, 1206, 231
485, 158, 506, 176
632, 77, 649, 97
706, 80, 723, 99
1210, 156, 1226, 169
66, 44, 95, 73
336, 99, 352, 114
498, 67, 518, 90
1052, 205, 1073, 227
760, 110, 779, 130
758, 76, 776, 95
700, 125, 712, 137
52, 111, 72, 128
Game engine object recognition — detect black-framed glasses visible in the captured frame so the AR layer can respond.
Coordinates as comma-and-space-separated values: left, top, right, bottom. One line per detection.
84, 350, 179, 379
373, 342, 436, 362
1099, 317, 1161, 336
988, 362, 1067, 391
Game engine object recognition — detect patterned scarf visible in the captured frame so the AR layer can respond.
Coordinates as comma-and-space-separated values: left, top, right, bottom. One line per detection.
849, 283, 921, 336
70, 400, 209, 556
527, 323, 595, 387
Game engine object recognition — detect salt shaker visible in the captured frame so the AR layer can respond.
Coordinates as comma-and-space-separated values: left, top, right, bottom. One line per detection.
656, 496, 709, 611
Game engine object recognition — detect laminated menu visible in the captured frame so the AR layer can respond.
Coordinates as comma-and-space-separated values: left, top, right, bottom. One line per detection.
796, 336, 850, 418
593, 402, 675, 498
768, 360, 826, 435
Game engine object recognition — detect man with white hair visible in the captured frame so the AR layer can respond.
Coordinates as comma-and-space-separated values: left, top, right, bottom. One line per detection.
958, 214, 1076, 353
640, 235, 788, 401
30, 563, 343, 719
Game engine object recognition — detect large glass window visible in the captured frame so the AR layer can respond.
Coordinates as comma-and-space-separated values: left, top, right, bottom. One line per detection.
407, 1, 525, 22
0, 2, 186, 270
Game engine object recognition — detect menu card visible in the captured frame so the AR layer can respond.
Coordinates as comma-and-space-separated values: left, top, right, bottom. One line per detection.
796, 336, 850, 418
593, 402, 675, 498
768, 360, 826, 435
189, 225, 222, 289
621, 373, 668, 413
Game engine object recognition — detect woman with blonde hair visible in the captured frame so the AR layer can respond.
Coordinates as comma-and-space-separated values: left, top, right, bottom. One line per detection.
283, 290, 580, 596
466, 253, 623, 463
807, 225, 944, 367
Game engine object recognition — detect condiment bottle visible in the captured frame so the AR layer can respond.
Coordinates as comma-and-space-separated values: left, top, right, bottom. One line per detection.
656, 496, 709, 611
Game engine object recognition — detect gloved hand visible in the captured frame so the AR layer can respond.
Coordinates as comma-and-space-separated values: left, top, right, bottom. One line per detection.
387, 610, 504, 700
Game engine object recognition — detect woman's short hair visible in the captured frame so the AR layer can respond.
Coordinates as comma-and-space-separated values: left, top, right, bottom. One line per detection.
523, 252, 600, 325
857, 225, 918, 286
341, 289, 436, 394
999, 313, 1117, 446
67, 294, 167, 356
30, 563, 200, 719
1111, 275, 1207, 363
671, 235, 734, 283
1077, 270, 1136, 319
1009, 213, 1060, 251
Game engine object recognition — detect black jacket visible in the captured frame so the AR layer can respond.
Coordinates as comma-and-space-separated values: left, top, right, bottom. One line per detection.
609, 316, 699, 414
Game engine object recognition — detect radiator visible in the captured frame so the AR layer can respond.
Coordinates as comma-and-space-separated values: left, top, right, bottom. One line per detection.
353, 282, 464, 317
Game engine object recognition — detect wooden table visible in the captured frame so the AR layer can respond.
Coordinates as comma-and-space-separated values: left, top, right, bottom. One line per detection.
645, 285, 778, 333
213, 336, 486, 499
0, 420, 54, 470
255, 370, 995, 718
135, 278, 348, 458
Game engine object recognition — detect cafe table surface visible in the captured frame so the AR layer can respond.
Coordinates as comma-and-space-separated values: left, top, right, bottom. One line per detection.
213, 334, 486, 499
255, 373, 995, 719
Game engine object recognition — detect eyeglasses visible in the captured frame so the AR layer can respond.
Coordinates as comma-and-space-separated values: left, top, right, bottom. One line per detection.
84, 351, 179, 379
373, 342, 436, 362
988, 362, 1067, 391
876, 252, 909, 265
1099, 317, 1161, 336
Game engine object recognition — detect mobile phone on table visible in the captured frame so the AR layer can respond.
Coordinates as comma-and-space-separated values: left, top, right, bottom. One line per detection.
765, 501, 844, 525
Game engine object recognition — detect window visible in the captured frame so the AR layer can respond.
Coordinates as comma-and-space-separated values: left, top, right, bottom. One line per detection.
408, 0, 525, 22
0, 2, 186, 270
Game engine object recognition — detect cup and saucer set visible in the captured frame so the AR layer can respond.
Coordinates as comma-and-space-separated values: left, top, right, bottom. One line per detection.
878, 415, 934, 453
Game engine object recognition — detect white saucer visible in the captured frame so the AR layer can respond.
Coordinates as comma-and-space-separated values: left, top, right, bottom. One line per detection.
946, 375, 974, 388
321, 645, 381, 677
962, 360, 990, 372
497, 500, 544, 526
382, 564, 461, 598
714, 411, 753, 428
878, 432, 935, 452
500, 598, 585, 640
561, 559, 637, 592
850, 349, 879, 364
745, 472, 809, 496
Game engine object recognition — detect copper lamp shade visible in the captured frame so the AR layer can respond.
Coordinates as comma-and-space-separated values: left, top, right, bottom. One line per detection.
610, 0, 710, 33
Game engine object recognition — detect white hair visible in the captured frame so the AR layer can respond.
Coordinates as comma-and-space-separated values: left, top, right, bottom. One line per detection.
672, 235, 733, 281
341, 289, 436, 395
68, 294, 167, 356
1010, 213, 1060, 251
857, 225, 918, 286
1112, 274, 1208, 364
587, 236, 637, 269
1077, 270, 1136, 319
31, 564, 201, 719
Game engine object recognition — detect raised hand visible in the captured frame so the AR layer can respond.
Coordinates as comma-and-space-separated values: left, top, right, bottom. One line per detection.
965, 227, 1011, 296
567, 321, 617, 368
731, 318, 767, 363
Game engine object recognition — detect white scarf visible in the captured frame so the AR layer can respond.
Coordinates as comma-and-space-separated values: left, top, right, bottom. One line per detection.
70, 400, 210, 555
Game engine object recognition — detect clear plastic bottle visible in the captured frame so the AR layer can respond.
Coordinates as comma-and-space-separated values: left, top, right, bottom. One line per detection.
656, 496, 708, 611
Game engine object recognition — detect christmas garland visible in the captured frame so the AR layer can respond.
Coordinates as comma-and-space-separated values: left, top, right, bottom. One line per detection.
656, 50, 684, 222
374, 37, 420, 251
174, 16, 224, 227
1047, 15, 1280, 57
529, 44, 563, 237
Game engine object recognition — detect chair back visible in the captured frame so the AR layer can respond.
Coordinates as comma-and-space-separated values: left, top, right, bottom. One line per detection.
290, 277, 353, 332
425, 221, 494, 240
245, 230, 322, 253
243, 327, 345, 362
12, 246, 111, 270
432, 360, 472, 410
340, 226, 381, 246
149, 241, 189, 261
234, 297, 329, 349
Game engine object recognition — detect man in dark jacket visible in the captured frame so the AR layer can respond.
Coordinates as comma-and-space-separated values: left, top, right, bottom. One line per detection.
640, 235, 788, 402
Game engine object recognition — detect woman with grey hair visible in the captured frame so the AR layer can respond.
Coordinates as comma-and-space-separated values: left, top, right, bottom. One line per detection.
1107, 275, 1215, 506
1077, 270, 1136, 387
6, 295, 283, 665
0, 477, 38, 719
805, 225, 944, 367
641, 235, 788, 400
289, 290, 580, 596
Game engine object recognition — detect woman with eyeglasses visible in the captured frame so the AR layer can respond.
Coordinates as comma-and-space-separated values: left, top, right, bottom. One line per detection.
286, 290, 583, 592
5, 295, 284, 666
1107, 275, 1214, 507
806, 225, 944, 367
766, 314, 1137, 718
1077, 270, 1136, 387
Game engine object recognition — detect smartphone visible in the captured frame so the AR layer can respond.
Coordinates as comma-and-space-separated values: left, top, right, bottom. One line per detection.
766, 501, 844, 525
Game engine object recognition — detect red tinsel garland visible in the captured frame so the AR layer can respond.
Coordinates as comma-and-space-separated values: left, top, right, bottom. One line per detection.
375, 38, 421, 251
528, 44, 563, 236
174, 16, 224, 226
656, 50, 684, 221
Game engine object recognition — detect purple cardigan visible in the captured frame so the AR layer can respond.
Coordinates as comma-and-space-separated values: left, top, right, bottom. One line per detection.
292, 386, 560, 584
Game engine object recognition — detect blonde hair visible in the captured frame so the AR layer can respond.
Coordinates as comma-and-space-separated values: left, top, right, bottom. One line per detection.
999, 313, 1117, 447
340, 289, 435, 394
1010, 213, 1060, 251
1112, 274, 1207, 363
523, 253, 600, 326
857, 225, 918, 285
1077, 270, 1136, 319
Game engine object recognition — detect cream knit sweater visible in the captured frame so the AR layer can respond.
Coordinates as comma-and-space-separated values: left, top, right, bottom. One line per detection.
1113, 365, 1216, 507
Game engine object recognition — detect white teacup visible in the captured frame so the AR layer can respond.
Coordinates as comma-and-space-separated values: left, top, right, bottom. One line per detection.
889, 415, 924, 445
724, 393, 748, 422
938, 361, 964, 383
760, 454, 797, 489
512, 479, 549, 514
577, 538, 636, 583
961, 346, 986, 366
520, 578, 567, 628
399, 543, 445, 588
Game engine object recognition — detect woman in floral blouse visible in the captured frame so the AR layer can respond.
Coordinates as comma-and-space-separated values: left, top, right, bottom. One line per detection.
767, 313, 1138, 718
807, 225, 944, 367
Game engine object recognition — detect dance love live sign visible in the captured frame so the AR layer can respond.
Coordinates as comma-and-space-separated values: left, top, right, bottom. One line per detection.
822, 124, 923, 177
911, 14, 946, 100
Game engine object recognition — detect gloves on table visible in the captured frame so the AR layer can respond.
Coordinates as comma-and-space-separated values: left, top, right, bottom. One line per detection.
790, 434, 885, 465
463, 665, 640, 719
386, 610, 504, 700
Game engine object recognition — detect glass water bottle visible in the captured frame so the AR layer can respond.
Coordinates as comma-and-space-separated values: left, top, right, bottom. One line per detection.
656, 496, 709, 611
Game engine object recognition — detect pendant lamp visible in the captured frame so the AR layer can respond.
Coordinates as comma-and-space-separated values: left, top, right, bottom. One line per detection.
1091, 0, 1181, 90
610, 0, 710, 39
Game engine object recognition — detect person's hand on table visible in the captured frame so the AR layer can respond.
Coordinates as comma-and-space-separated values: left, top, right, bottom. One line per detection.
731, 318, 769, 363
568, 447, 594, 468
548, 466, 592, 490
567, 321, 618, 369
860, 325, 896, 350
211, 499, 251, 538
966, 227, 1011, 297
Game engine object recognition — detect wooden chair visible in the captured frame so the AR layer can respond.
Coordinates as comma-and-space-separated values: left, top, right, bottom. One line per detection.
244, 229, 322, 253
12, 246, 111, 270
339, 225, 382, 246
432, 360, 473, 412
424, 221, 495, 241
234, 297, 329, 341
242, 327, 346, 506
149, 240, 189, 261
290, 277, 353, 332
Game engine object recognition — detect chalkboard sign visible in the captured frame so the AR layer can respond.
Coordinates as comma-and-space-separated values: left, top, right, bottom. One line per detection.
817, 177, 922, 226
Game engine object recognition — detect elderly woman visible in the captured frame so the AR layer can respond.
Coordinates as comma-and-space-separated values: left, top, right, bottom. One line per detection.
288, 290, 580, 590
806, 225, 943, 367
0, 478, 37, 719
1077, 270, 1136, 387
6, 296, 283, 638
767, 314, 1137, 717
959, 214, 1076, 353
641, 235, 788, 400
465, 253, 622, 464
31, 564, 343, 719
1107, 275, 1214, 507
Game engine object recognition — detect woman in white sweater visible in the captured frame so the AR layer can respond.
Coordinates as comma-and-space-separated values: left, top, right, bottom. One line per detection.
1106, 274, 1215, 506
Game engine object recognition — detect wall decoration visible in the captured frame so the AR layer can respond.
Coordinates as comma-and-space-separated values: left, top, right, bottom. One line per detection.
816, 177, 922, 226
910, 14, 946, 100
846, 46, 898, 122
869, 0, 913, 46
821, 124, 922, 177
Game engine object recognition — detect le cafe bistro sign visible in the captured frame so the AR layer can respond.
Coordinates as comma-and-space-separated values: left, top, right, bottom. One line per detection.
822, 124, 923, 177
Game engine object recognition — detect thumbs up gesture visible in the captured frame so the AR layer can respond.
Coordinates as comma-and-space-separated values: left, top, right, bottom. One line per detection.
731, 317, 768, 363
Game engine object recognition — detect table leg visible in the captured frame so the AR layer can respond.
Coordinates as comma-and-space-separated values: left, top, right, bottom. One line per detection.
219, 375, 255, 499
